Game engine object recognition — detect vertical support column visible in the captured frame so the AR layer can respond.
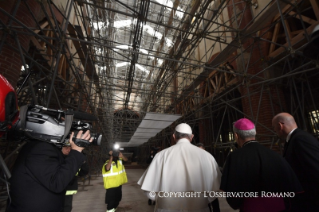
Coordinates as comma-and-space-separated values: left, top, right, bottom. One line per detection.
172, 75, 178, 113
227, 0, 287, 138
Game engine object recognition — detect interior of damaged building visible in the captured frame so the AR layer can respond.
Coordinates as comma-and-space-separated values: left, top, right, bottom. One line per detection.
0, 0, 319, 211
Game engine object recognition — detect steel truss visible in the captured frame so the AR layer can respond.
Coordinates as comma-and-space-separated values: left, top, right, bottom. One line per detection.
0, 0, 318, 186
136, 0, 319, 166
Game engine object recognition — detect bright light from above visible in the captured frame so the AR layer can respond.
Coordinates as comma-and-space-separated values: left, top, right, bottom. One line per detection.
139, 49, 148, 54
113, 21, 173, 47
116, 62, 129, 67
165, 38, 173, 47
92, 21, 108, 30
144, 25, 173, 46
114, 45, 129, 51
139, 49, 154, 60
144, 25, 163, 40
157, 59, 163, 66
114, 46, 155, 59
136, 64, 149, 73
155, 0, 184, 19
114, 20, 132, 28
114, 144, 120, 149
115, 62, 149, 73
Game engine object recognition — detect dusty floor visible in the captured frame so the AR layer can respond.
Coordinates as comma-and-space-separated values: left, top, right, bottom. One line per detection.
73, 169, 237, 212
0, 168, 237, 212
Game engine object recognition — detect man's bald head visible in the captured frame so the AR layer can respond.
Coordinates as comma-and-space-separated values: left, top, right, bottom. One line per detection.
272, 113, 298, 139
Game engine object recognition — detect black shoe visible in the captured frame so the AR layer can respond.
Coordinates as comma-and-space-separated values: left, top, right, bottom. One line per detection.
148, 199, 152, 205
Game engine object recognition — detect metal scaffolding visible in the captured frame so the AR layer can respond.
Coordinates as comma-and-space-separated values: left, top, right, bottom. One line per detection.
0, 0, 319, 188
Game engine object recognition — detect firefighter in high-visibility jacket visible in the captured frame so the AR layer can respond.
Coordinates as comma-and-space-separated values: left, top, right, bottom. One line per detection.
102, 150, 128, 212
62, 142, 89, 212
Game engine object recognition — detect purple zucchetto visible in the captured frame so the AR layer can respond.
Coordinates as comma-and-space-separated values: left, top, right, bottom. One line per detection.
233, 118, 255, 130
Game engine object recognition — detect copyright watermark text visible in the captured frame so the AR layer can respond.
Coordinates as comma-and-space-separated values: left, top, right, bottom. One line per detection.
149, 191, 295, 198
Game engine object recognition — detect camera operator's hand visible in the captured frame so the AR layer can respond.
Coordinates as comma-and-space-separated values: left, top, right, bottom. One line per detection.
109, 151, 113, 156
119, 152, 128, 161
70, 130, 93, 152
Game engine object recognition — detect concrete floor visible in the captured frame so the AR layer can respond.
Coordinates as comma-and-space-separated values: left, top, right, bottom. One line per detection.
73, 169, 238, 212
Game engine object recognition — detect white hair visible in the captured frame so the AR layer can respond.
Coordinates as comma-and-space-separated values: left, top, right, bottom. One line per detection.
174, 131, 192, 140
233, 125, 256, 139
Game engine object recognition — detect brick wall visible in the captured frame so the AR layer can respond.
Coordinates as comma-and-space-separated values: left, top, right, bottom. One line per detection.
227, 0, 287, 138
0, 0, 43, 88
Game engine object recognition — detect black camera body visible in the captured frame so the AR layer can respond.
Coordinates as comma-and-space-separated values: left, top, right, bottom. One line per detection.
10, 105, 101, 147
112, 150, 119, 157
68, 121, 102, 147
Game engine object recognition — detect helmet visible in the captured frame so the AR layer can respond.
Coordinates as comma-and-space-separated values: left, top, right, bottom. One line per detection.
0, 74, 19, 135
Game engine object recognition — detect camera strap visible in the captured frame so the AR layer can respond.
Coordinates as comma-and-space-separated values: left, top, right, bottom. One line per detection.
61, 114, 73, 143
19, 105, 28, 130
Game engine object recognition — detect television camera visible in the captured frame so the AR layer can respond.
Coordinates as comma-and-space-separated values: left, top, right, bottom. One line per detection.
0, 73, 101, 184
10, 104, 102, 148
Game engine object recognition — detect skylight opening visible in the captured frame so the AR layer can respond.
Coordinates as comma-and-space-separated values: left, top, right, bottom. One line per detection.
154, 0, 184, 19
114, 46, 155, 60
95, 48, 103, 54
116, 62, 129, 67
112, 21, 174, 48
144, 25, 162, 40
114, 45, 129, 51
114, 20, 132, 28
143, 25, 173, 46
165, 38, 173, 47
136, 64, 149, 73
92, 21, 108, 30
139, 49, 148, 54
157, 59, 163, 66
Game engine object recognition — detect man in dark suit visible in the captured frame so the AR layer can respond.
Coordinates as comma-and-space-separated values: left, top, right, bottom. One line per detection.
6, 130, 92, 212
221, 118, 302, 212
272, 112, 319, 211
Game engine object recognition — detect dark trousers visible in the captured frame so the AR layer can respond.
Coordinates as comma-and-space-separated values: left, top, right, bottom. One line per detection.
63, 195, 73, 212
286, 193, 319, 212
209, 198, 220, 212
105, 186, 122, 210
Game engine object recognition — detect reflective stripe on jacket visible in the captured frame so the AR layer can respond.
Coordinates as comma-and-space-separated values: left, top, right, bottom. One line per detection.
66, 190, 77, 195
102, 159, 128, 189
65, 169, 80, 195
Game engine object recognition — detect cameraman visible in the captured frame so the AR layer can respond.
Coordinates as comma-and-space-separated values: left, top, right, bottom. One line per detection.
102, 150, 128, 212
6, 130, 92, 212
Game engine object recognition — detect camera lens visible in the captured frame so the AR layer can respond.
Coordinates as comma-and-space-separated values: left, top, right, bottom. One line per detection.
91, 133, 102, 146
71, 132, 102, 147
112, 150, 119, 157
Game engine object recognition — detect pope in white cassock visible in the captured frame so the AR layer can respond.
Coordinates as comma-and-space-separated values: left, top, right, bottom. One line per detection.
137, 123, 222, 212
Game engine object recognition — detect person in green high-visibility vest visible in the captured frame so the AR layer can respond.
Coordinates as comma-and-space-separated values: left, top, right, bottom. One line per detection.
62, 141, 89, 212
102, 150, 128, 212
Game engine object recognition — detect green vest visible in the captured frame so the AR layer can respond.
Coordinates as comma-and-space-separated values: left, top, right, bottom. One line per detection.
102, 159, 128, 189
